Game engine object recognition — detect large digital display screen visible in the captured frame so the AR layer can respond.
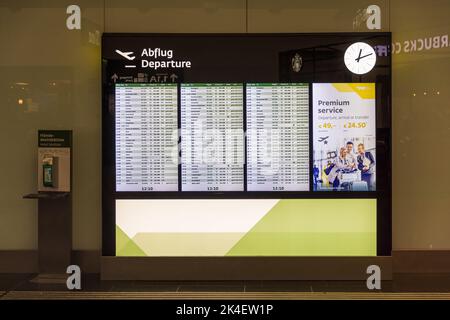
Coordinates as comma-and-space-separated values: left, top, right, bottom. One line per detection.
115, 82, 313, 192
114, 82, 377, 192
181, 83, 244, 192
312, 83, 376, 191
246, 83, 309, 191
103, 33, 392, 258
115, 83, 178, 192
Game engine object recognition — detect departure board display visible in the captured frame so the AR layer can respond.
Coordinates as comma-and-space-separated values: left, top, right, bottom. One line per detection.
104, 34, 393, 258
115, 83, 178, 191
246, 83, 310, 191
180, 83, 244, 192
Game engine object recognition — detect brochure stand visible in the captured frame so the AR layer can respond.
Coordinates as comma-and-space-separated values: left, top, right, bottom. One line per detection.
23, 130, 72, 283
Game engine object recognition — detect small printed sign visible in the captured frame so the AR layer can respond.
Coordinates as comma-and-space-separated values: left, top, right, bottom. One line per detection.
38, 130, 72, 192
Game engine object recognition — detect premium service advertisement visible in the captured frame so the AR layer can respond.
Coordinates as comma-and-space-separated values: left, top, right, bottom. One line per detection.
312, 83, 376, 191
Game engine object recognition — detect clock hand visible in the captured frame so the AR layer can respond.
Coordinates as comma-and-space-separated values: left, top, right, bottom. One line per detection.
358, 53, 373, 60
355, 49, 362, 62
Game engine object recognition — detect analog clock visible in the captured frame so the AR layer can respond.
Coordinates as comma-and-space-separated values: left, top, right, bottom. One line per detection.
344, 42, 377, 75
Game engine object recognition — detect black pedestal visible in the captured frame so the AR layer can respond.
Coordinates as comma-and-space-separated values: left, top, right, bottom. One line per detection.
24, 192, 72, 274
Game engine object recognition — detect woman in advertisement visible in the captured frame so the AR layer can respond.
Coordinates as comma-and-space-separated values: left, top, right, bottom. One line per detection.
328, 147, 354, 190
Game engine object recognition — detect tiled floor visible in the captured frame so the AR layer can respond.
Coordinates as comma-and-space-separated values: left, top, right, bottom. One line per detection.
0, 273, 449, 299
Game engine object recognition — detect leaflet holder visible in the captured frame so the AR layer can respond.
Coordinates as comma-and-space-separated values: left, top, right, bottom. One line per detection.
23, 130, 72, 274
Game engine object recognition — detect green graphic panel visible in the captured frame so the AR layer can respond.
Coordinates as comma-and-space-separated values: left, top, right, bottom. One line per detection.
132, 233, 245, 256
116, 225, 147, 256
226, 199, 376, 256
116, 199, 376, 256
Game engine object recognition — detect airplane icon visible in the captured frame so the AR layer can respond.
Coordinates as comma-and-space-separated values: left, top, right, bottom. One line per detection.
115, 50, 136, 61
318, 136, 329, 144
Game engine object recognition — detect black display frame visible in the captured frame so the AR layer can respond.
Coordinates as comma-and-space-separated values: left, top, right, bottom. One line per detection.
102, 33, 392, 257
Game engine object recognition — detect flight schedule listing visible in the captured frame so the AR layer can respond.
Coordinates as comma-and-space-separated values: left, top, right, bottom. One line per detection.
246, 83, 310, 191
181, 83, 245, 191
115, 83, 178, 192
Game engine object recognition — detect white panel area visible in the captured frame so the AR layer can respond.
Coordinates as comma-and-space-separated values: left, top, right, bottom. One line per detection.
116, 199, 279, 238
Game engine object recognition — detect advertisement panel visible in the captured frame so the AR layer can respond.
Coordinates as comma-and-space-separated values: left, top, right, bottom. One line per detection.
312, 83, 376, 191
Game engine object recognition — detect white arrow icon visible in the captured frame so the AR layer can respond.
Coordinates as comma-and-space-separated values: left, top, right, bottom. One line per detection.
170, 74, 178, 82
111, 74, 118, 83
115, 50, 136, 61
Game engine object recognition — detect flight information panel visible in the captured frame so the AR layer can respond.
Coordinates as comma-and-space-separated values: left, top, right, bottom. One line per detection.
115, 83, 178, 192
180, 83, 244, 191
246, 83, 310, 191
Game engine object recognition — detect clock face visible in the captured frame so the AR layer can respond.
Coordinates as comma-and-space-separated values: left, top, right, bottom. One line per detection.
344, 42, 377, 75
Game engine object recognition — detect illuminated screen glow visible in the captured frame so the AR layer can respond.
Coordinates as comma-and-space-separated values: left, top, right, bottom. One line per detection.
116, 199, 377, 257
312, 83, 376, 192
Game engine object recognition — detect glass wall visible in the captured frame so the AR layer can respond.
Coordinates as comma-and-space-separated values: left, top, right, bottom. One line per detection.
0, 0, 448, 252
391, 0, 450, 249
0, 1, 103, 249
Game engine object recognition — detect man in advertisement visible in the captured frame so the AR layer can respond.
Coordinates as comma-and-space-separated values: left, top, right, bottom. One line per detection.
345, 141, 357, 170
